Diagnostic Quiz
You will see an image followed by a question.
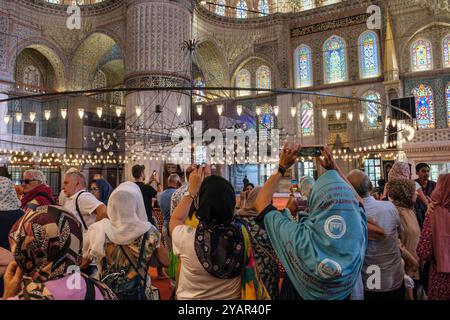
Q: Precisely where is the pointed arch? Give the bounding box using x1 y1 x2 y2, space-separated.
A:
294 44 312 88
359 31 380 79
323 35 347 84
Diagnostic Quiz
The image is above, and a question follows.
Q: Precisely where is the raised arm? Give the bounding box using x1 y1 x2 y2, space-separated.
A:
169 166 203 235
255 144 301 213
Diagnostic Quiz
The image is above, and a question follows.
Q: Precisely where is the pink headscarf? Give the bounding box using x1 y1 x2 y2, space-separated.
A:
430 173 450 273
388 162 411 181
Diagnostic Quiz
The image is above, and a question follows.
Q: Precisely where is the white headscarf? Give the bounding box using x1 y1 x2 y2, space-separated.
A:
0 177 21 211
83 181 153 262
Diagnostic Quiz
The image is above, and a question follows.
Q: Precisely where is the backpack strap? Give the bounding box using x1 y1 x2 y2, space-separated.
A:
119 232 149 283
75 191 89 230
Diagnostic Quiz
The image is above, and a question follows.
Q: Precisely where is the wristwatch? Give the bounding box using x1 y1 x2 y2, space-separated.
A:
183 191 196 201
278 165 287 175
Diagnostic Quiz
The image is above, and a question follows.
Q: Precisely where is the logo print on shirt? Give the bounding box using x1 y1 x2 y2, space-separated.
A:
317 258 342 279
324 215 347 239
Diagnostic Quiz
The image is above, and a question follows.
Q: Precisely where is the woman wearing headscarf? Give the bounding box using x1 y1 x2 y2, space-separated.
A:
387 179 421 281
254 145 368 300
237 186 279 299
385 162 429 210
0 177 24 296
90 178 113 205
2 205 116 300
417 174 450 300
82 181 168 300
170 166 269 300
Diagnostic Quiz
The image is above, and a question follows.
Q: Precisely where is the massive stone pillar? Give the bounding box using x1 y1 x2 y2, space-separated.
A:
124 0 193 181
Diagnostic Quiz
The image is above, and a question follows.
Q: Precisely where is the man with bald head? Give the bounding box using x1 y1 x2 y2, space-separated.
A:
347 169 405 300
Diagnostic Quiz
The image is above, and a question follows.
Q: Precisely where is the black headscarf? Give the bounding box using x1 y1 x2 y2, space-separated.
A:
194 176 245 279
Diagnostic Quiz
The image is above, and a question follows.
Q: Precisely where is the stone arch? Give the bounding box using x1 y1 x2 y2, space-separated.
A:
194 40 228 88
70 32 124 90
231 53 280 90
8 38 66 90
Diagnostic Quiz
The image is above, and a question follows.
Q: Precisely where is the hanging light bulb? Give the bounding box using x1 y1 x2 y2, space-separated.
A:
335 110 341 120
256 106 261 116
386 117 391 127
15 112 22 122
44 110 51 121
3 115 10 124
176 105 182 116
135 106 142 117
217 104 223 115
96 107 103 118
60 108 67 120
290 106 297 118
236 105 243 116
391 119 397 127
196 105 203 116
115 107 122 117
359 113 365 122
78 108 85 119
29 112 36 122
273 105 279 116
347 112 353 121
322 109 327 119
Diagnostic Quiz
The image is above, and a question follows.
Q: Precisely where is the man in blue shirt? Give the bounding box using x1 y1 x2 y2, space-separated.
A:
158 174 181 249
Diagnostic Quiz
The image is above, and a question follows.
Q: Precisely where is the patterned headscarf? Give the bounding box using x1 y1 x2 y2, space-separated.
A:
195 176 245 279
388 162 411 181
0 177 21 211
387 179 416 209
9 205 83 300
299 176 315 200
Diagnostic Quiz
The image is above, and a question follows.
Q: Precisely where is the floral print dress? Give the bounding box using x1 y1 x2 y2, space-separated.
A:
99 229 161 300
241 217 279 299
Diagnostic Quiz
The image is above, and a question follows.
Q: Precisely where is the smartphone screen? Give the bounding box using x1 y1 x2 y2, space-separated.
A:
195 146 207 165
298 146 323 157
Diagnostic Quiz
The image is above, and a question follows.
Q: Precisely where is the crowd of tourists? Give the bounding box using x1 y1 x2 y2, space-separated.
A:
0 145 449 300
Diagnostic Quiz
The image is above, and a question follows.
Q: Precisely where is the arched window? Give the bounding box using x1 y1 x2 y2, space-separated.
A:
23 65 40 87
258 0 269 16
216 0 226 16
194 77 206 102
256 65 271 92
93 70 107 101
362 91 382 130
294 45 312 88
259 104 274 129
359 31 380 79
447 83 450 127
298 100 314 136
442 35 450 68
323 35 347 84
411 39 433 71
412 84 435 129
236 68 251 96
236 0 247 18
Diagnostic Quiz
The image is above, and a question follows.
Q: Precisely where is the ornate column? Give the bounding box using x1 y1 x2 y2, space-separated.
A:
124 0 193 180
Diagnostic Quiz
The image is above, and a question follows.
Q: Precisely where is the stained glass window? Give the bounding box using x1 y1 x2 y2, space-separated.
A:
258 104 274 129
295 45 312 88
364 158 381 187
194 77 206 102
446 83 450 127
258 0 269 16
443 35 450 68
362 91 382 130
216 0 226 16
236 68 251 96
256 65 271 92
300 0 314 10
298 100 314 136
324 35 347 84
359 31 380 79
236 0 247 18
412 84 435 129
411 39 433 71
